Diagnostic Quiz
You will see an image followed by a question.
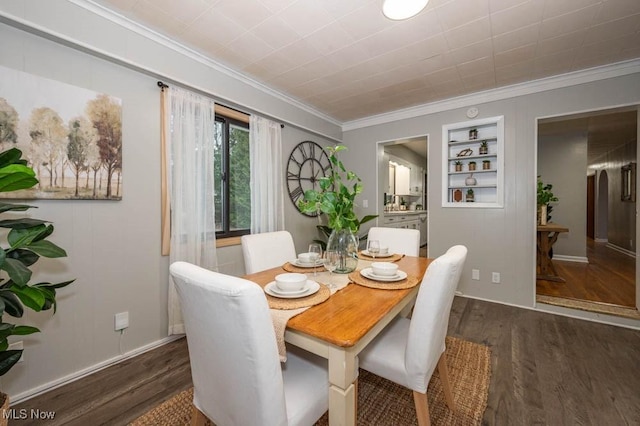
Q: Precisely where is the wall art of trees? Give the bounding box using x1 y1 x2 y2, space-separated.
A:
0 68 122 200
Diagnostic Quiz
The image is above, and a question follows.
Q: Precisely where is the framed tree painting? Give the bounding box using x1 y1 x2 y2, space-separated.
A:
0 65 122 200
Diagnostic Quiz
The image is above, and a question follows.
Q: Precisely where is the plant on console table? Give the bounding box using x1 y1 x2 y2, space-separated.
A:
298 145 376 273
0 148 74 416
537 176 558 225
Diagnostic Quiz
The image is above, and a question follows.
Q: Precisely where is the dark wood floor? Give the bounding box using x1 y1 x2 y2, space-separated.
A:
537 239 636 308
12 297 640 425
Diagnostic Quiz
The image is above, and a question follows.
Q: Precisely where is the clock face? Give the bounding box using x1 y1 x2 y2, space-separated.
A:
287 141 332 216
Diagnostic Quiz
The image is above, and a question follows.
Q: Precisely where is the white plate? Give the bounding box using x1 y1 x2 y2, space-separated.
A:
361 250 393 258
291 259 324 268
264 280 320 298
360 268 407 282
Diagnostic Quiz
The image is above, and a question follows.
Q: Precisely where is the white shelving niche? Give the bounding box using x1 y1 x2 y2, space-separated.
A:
442 116 504 208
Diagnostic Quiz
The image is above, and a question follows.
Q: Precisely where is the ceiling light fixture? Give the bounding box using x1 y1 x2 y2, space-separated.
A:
382 0 429 20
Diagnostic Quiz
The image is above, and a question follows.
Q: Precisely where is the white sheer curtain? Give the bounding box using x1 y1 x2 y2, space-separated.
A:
249 115 285 233
165 86 218 335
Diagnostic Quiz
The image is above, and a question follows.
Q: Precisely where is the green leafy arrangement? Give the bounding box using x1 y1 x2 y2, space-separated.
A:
298 145 376 234
0 148 74 376
537 176 558 222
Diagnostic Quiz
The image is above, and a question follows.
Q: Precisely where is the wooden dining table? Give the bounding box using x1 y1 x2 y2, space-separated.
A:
243 255 431 426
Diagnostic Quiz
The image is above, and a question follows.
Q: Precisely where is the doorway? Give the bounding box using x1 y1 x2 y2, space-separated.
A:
536 107 638 310
376 136 428 254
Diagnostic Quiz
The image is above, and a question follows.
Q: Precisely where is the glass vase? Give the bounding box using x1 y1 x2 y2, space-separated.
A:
326 228 358 274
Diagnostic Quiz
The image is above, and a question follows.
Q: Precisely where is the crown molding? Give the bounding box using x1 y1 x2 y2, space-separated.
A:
72 0 341 127
342 59 640 132
0 0 341 132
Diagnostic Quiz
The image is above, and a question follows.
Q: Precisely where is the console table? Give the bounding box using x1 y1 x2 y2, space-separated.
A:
537 224 569 282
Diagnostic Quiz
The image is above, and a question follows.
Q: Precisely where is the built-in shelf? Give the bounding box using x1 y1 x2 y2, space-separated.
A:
442 116 504 208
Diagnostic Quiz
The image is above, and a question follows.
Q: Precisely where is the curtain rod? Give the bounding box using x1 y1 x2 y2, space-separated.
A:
157 80 284 128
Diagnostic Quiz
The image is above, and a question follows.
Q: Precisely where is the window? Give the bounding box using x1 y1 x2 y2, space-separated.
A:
214 115 250 238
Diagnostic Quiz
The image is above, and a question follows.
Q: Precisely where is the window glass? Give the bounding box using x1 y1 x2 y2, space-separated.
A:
214 115 250 237
229 124 250 231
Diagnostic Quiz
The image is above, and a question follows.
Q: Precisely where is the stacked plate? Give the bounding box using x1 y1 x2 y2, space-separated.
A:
290 259 324 268
360 267 407 282
361 250 394 258
264 280 320 298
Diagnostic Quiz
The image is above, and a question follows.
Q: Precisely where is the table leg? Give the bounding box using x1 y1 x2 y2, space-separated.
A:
328 346 358 426
536 231 566 282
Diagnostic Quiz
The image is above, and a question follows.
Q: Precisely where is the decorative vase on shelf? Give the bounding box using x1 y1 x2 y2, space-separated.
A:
465 174 477 186
326 228 358 273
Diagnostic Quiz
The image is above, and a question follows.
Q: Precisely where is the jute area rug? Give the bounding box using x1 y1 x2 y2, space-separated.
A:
130 336 491 426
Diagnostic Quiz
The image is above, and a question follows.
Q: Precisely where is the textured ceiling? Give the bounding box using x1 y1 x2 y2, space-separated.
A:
93 0 640 123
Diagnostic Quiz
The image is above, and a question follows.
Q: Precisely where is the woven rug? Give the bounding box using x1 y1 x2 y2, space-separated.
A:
130 336 490 426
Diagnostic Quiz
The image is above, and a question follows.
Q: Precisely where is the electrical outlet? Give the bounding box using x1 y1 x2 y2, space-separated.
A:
115 312 129 331
492 272 501 284
8 341 24 363
472 269 480 280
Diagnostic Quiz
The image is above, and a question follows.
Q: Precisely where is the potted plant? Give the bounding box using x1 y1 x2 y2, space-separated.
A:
299 145 376 273
466 188 474 202
479 140 489 155
0 148 73 414
537 176 558 225
482 159 491 170
454 160 462 172
468 161 476 171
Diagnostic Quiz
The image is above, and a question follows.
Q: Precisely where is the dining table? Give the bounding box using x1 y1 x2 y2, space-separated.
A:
243 254 431 426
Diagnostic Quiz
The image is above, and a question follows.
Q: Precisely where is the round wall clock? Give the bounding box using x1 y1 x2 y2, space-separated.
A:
286 141 332 216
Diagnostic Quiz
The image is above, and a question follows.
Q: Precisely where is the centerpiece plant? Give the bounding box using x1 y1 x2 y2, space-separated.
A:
0 148 73 409
298 145 376 273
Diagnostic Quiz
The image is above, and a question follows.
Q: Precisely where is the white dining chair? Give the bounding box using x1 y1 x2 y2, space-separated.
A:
241 230 297 274
358 245 468 426
170 261 329 426
367 226 421 257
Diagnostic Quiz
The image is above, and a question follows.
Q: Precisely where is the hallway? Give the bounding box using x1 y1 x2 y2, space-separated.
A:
537 239 636 308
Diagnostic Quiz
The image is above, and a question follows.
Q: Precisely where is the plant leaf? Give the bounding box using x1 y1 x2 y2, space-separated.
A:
11 325 40 335
0 290 23 317
0 202 36 213
0 218 48 230
6 249 39 267
9 285 46 311
1 258 32 286
0 148 24 167
0 350 23 376
34 279 75 289
24 240 67 258
0 165 38 193
8 225 48 248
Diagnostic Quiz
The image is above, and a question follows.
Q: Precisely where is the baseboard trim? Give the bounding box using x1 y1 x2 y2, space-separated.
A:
553 255 589 263
606 243 636 258
594 238 608 243
9 334 184 405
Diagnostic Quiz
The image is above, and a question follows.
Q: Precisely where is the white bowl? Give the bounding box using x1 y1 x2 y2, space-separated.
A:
379 246 389 255
371 262 398 277
297 252 318 264
275 273 308 292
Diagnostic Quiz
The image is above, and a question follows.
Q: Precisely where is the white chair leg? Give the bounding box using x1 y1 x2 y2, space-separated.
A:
437 352 455 411
413 390 431 426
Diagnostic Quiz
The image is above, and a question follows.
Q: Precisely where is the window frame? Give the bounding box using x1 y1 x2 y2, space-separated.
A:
215 113 251 239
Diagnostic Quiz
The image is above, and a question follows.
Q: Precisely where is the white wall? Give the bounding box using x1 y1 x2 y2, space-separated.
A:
342 73 640 319
0 2 340 400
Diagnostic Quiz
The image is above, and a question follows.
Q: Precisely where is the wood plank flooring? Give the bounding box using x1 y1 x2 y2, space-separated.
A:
537 239 636 308
12 297 640 425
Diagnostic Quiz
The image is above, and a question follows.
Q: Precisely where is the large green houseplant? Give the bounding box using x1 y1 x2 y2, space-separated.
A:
0 148 73 380
298 145 376 272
